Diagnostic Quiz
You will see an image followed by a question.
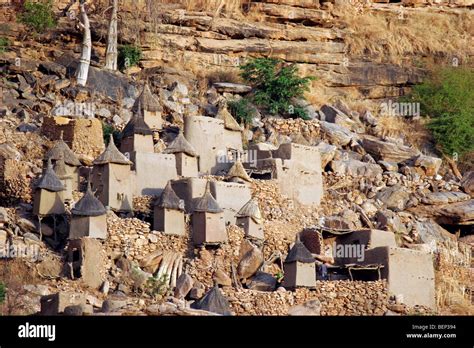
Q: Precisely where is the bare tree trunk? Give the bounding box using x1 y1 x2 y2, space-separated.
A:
104 0 118 71
76 0 91 86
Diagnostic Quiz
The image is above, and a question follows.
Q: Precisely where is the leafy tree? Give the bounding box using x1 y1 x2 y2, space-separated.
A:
18 0 56 33
0 282 5 304
228 98 256 126
0 37 10 53
239 58 315 119
408 67 474 158
118 45 142 71
102 122 121 146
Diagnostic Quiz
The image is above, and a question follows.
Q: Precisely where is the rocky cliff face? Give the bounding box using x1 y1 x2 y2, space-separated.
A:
3 0 471 102
79 0 472 102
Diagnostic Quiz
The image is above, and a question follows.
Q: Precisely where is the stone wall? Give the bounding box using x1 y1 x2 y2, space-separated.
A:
0 158 32 205
265 118 321 144
41 117 105 162
225 280 389 315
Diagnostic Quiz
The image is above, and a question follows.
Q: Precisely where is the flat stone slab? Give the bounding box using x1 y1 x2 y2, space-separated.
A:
421 191 471 205
212 82 252 93
410 199 474 225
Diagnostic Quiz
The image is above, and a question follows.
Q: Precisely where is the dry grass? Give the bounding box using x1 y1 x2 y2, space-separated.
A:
335 98 434 152
305 79 338 108
435 241 473 315
375 115 433 150
206 68 242 85
0 259 39 315
337 5 474 65
156 0 248 17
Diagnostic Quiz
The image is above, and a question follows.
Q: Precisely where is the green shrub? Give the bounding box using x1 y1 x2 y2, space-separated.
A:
239 58 315 119
228 98 256 126
18 0 56 33
0 282 5 304
408 67 474 158
0 37 10 53
145 275 171 300
118 45 142 71
102 122 121 146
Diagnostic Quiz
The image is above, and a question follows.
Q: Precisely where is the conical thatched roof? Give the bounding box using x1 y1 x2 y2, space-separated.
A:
154 182 183 210
53 155 72 179
216 105 242 132
163 132 197 157
227 160 251 182
122 101 153 138
36 158 65 192
71 181 106 217
284 240 315 264
94 135 132 165
236 198 262 224
191 286 232 316
193 182 223 213
132 82 162 113
46 132 81 167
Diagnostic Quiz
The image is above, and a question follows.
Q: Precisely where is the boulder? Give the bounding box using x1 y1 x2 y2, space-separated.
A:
360 136 420 163
411 155 442 176
459 234 474 248
376 185 411 211
189 281 206 300
435 200 474 224
330 159 383 178
410 199 474 225
213 269 232 287
360 110 378 127
320 105 361 132
169 81 189 98
320 121 356 146
100 280 110 295
421 191 471 205
237 241 264 280
323 214 360 230
63 304 85 316
55 53 138 101
101 297 129 313
213 82 252 94
36 255 62 278
378 161 398 172
461 171 474 197
414 219 455 244
191 286 232 316
39 62 66 77
0 230 7 246
315 142 337 167
0 207 9 224
247 272 277 291
376 210 408 234
174 273 194 299
0 143 22 160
